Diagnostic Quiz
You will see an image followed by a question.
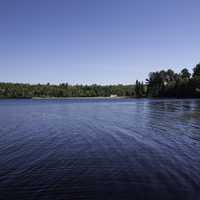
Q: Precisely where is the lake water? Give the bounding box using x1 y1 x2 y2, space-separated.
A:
0 99 200 200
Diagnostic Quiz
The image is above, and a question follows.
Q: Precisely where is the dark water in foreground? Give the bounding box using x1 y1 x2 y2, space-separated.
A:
0 99 200 200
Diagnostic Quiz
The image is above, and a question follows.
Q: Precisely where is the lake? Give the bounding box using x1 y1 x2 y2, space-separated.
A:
0 99 200 200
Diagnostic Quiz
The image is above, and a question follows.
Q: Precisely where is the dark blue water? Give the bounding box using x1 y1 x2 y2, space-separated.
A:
0 99 200 200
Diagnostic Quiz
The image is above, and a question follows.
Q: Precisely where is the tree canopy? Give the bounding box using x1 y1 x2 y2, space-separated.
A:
0 83 135 98
146 63 200 98
0 63 200 99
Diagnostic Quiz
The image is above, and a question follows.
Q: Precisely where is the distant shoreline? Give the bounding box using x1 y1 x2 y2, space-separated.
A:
31 96 130 100
0 96 199 100
0 96 132 100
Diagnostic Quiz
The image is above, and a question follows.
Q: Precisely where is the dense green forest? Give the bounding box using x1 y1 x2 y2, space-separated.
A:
144 63 200 98
0 63 200 98
0 83 135 98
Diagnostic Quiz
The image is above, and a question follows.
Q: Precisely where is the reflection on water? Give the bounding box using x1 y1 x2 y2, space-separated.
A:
0 99 200 200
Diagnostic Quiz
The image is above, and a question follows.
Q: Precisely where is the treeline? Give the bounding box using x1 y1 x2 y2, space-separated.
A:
0 83 135 98
0 63 200 99
143 63 200 98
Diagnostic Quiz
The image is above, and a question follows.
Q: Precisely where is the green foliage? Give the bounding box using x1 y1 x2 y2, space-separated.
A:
135 80 145 97
0 83 135 98
193 63 200 77
1 62 200 99
146 63 200 98
180 68 191 79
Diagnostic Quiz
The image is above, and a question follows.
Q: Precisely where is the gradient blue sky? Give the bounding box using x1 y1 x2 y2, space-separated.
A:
0 0 200 84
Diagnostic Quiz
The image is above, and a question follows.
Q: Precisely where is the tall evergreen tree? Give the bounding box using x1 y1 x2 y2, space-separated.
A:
193 63 200 77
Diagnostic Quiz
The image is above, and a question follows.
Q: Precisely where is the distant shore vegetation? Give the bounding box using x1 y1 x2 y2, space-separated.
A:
0 63 200 98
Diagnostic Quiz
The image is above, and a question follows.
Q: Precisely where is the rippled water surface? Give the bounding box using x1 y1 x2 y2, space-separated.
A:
0 99 200 200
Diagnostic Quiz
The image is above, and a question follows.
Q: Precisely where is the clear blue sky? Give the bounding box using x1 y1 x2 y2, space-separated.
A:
0 0 200 85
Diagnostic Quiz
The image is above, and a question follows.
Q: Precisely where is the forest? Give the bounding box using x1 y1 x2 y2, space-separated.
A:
144 63 200 98
0 63 200 98
0 83 135 98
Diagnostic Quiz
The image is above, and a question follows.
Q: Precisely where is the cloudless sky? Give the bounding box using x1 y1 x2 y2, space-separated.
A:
0 0 200 85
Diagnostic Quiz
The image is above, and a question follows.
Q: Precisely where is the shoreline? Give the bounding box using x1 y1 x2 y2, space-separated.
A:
0 97 199 100
31 96 130 100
